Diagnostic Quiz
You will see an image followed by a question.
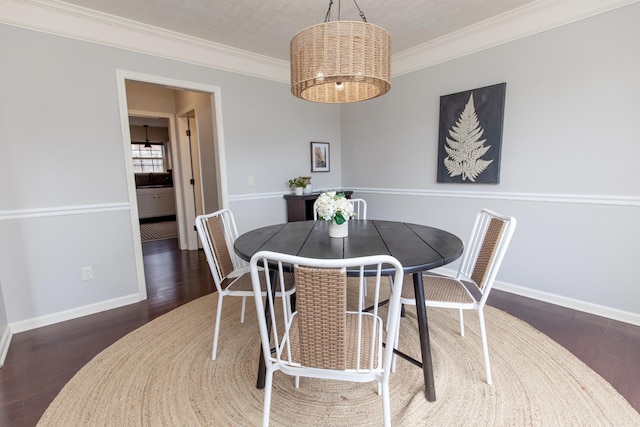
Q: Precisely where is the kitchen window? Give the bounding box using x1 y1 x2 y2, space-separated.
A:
131 143 166 173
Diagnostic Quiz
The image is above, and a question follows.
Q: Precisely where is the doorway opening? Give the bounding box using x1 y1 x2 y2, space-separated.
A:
116 70 228 300
128 116 178 242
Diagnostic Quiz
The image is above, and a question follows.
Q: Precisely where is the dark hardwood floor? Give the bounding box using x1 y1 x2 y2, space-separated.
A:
0 238 214 427
0 238 638 426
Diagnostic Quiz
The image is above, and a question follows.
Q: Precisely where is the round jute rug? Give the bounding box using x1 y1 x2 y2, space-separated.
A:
38 289 639 426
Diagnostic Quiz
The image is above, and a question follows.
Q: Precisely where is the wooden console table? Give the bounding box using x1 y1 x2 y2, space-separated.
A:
283 190 352 222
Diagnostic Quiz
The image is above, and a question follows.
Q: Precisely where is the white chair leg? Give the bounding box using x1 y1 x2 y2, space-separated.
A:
387 277 399 372
385 276 394 331
295 376 300 388
263 369 274 427
363 277 368 303
386 274 402 373
240 296 246 323
211 294 224 360
392 308 401 372
458 308 465 336
381 382 391 427
478 309 492 385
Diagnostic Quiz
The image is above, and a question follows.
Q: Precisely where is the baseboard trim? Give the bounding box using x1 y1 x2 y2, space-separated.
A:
0 325 12 367
5 272 638 340
9 293 141 334
493 281 640 327
434 266 640 327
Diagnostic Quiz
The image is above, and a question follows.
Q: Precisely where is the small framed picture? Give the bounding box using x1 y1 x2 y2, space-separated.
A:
310 142 330 172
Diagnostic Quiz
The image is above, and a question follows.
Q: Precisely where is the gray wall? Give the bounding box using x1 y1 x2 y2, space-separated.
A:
0 3 638 333
0 23 341 328
341 4 640 320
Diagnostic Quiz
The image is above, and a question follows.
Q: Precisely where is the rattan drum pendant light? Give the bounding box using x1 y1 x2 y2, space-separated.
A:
290 0 391 103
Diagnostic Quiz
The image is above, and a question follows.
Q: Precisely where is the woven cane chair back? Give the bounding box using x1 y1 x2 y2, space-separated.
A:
197 210 243 289
250 251 404 427
195 209 295 360
397 209 516 385
462 212 513 299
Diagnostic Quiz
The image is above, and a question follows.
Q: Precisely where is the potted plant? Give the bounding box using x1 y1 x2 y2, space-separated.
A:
288 177 307 195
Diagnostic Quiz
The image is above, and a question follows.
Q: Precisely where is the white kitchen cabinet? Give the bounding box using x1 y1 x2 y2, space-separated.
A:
136 187 176 219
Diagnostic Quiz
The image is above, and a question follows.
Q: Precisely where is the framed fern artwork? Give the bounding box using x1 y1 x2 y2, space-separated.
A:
437 83 506 184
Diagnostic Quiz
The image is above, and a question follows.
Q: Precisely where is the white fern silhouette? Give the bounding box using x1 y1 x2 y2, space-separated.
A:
443 93 493 182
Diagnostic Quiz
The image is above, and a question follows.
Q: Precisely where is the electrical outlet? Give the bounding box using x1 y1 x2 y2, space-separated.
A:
82 266 93 281
248 175 255 186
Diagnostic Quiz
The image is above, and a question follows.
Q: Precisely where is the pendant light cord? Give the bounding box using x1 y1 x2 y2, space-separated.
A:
353 0 367 22
324 0 367 23
324 0 333 22
144 124 151 148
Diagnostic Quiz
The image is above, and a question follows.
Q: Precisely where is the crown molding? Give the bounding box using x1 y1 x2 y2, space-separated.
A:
1 0 290 83
2 0 638 82
393 0 640 75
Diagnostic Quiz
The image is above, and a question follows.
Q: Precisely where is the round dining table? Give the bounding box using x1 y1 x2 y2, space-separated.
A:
234 219 464 402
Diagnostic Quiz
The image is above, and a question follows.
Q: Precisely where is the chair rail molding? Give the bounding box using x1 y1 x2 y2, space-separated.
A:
0 203 130 221
229 188 640 207
352 188 640 207
228 191 287 202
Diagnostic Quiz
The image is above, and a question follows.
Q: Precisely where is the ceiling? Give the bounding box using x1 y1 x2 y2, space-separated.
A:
60 0 536 61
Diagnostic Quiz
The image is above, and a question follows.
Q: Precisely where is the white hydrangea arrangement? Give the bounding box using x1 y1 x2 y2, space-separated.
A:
315 191 356 224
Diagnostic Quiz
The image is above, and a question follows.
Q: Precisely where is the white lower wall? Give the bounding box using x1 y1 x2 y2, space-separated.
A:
7 189 638 333
355 189 639 322
228 189 640 326
0 206 140 324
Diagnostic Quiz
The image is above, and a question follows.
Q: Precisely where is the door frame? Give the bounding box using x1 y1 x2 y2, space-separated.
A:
116 69 229 300
176 106 204 250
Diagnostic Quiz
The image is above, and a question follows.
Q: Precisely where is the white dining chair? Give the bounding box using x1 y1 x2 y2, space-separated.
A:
394 209 516 384
195 209 295 360
250 251 404 427
349 198 367 219
313 197 367 220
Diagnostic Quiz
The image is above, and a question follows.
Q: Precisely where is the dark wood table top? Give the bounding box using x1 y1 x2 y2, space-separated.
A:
234 219 463 274
236 219 463 402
